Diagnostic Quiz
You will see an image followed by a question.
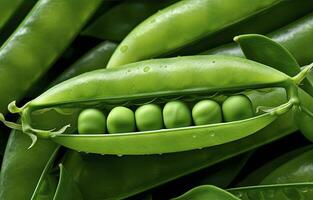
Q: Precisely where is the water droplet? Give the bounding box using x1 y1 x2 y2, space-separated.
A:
143 66 150 72
101 153 105 156
117 154 123 157
120 45 128 53
158 153 163 155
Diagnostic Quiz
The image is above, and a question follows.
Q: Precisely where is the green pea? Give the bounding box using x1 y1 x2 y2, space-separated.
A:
163 101 192 129
192 100 222 125
222 95 254 122
78 109 106 134
107 106 135 134
135 104 163 131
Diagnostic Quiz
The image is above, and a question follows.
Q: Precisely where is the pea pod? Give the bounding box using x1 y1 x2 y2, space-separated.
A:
228 182 313 200
238 146 312 186
107 0 281 68
172 185 240 200
204 12 313 66
260 148 313 184
234 34 313 141
2 56 311 155
0 0 102 114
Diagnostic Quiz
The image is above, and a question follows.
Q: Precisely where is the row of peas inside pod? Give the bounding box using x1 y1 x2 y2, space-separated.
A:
78 95 254 134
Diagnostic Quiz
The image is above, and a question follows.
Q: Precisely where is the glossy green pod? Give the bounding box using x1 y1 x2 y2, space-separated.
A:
2 56 311 155
172 185 240 200
107 0 281 68
228 182 313 200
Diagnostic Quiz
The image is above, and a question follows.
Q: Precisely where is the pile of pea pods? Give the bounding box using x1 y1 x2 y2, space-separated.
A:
1 0 313 199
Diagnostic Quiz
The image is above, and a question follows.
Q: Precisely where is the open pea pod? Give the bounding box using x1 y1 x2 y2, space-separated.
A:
228 182 313 200
172 185 240 200
235 34 313 141
1 55 312 155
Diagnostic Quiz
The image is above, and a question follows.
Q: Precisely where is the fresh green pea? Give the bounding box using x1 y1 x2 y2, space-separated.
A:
163 101 192 129
107 106 135 134
192 100 222 125
222 95 254 122
135 104 163 131
78 109 106 134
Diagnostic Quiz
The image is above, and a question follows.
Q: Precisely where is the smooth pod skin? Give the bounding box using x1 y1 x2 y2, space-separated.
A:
172 185 240 200
261 148 313 184
28 56 295 108
222 95 254 122
107 106 135 134
192 100 222 125
135 104 163 131
107 0 281 67
163 101 192 129
0 0 102 114
78 109 106 134
82 0 178 41
228 182 313 200
204 12 313 66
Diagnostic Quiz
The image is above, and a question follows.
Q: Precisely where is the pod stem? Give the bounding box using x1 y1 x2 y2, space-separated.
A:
292 63 313 85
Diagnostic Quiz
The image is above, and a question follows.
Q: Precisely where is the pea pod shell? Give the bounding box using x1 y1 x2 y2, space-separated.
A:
29 56 291 108
51 112 277 155
107 0 281 67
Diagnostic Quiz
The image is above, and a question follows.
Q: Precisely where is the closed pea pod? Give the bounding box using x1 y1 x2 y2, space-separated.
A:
107 0 281 68
1 55 312 155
